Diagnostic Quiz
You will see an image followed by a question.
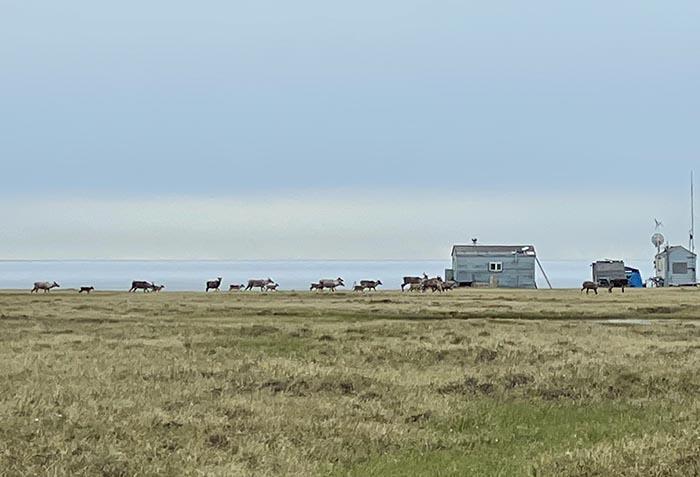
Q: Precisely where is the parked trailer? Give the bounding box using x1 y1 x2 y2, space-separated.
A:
592 260 629 288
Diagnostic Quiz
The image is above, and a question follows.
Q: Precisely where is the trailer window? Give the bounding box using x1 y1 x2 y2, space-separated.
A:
489 262 503 272
672 262 688 274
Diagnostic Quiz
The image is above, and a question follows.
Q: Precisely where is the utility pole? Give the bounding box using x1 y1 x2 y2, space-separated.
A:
691 171 695 253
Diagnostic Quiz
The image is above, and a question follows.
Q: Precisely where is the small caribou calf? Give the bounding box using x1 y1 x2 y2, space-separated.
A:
78 286 94 294
229 284 243 291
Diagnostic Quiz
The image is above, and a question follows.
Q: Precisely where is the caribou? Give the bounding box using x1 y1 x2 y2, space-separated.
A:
265 282 280 292
129 280 154 292
206 277 222 292
245 278 274 291
78 286 94 294
151 284 165 292
406 282 423 292
228 284 243 291
401 273 428 291
581 281 599 295
318 278 345 292
441 280 458 291
359 279 382 291
31 281 60 293
421 276 444 293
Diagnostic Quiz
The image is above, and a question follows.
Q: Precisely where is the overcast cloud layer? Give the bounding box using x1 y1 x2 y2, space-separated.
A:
0 191 692 261
1 1 698 259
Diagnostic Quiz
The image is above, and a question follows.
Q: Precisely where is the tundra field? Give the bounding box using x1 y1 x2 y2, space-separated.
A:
1 289 699 476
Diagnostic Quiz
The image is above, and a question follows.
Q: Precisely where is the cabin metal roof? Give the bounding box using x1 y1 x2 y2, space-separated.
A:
452 244 536 256
655 245 697 258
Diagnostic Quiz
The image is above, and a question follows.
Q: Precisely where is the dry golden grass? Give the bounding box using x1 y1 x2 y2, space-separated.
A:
0 288 699 476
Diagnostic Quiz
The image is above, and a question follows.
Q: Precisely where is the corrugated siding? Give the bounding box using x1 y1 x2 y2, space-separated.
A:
452 254 536 288
665 248 697 285
592 262 626 282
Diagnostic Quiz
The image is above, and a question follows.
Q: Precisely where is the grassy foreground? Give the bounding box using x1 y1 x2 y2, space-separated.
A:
0 288 699 476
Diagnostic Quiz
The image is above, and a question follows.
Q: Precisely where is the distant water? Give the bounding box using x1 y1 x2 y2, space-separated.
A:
0 260 653 291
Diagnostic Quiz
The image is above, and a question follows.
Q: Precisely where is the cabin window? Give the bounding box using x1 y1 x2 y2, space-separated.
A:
672 262 688 274
489 262 503 272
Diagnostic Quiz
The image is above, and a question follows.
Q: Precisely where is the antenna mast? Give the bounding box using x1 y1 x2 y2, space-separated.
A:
691 171 695 252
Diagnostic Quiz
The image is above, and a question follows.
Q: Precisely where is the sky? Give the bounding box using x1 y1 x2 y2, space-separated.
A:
1 1 698 260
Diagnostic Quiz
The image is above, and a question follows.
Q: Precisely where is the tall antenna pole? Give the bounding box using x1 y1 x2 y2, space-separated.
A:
689 171 695 251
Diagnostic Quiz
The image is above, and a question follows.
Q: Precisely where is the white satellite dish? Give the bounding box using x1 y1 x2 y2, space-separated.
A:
651 233 665 248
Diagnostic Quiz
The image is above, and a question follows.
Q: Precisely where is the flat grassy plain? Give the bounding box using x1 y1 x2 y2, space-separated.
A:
1 288 699 476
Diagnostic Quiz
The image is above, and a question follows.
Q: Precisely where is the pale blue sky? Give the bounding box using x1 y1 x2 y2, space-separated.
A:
1 1 698 258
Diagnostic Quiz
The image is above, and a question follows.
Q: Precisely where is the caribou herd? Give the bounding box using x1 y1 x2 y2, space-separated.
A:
31 273 458 294
28 273 460 293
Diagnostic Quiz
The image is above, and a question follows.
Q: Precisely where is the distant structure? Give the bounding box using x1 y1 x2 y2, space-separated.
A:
591 260 628 288
651 172 698 286
446 242 540 288
625 266 644 288
654 245 697 286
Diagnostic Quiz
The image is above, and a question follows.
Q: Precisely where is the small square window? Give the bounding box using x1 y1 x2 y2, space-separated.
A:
489 262 503 272
672 262 688 274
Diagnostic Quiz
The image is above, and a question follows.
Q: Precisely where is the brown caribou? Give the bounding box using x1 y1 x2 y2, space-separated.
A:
441 280 458 291
31 281 60 293
245 278 274 291
581 281 599 295
206 277 222 292
359 279 382 291
78 286 94 294
421 276 444 293
318 278 345 292
401 273 428 291
129 280 154 292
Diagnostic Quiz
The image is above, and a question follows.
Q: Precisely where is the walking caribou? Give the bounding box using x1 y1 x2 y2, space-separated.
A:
129 280 154 292
401 273 428 291
31 281 60 293
317 278 345 292
78 286 94 294
581 281 599 295
359 279 382 291
245 278 274 291
206 277 222 292
421 276 444 293
441 280 458 291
